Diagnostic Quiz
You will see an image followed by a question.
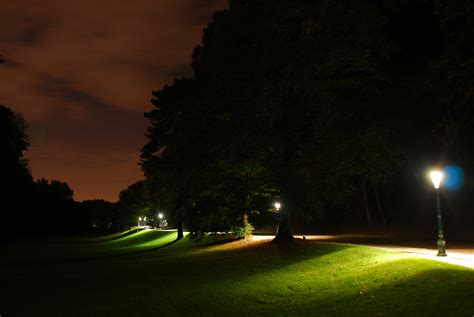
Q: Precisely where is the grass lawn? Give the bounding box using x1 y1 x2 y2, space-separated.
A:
2 230 474 316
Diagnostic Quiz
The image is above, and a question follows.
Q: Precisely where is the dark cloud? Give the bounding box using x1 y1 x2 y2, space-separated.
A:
0 58 23 69
0 16 52 46
34 74 110 110
17 23 50 46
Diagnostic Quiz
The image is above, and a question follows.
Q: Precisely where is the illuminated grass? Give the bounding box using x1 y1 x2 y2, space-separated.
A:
2 236 474 316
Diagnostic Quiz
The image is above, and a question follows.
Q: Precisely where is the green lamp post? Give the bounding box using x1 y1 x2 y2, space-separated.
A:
430 170 447 256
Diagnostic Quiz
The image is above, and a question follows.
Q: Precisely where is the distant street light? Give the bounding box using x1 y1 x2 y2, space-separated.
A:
157 213 166 228
430 170 447 256
274 202 281 211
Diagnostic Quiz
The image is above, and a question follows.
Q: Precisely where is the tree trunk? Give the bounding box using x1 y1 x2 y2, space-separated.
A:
242 213 248 227
274 215 293 243
175 187 186 240
362 177 372 227
273 147 294 244
371 179 387 229
242 193 250 227
176 207 184 240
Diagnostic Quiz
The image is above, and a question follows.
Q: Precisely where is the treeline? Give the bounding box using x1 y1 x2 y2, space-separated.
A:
2 1 473 240
0 100 153 238
0 105 84 237
140 0 474 240
2 56 160 237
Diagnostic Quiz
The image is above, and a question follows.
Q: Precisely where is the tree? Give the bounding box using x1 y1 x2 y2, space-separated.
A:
80 199 116 231
116 180 153 230
0 105 33 236
141 78 208 240
190 0 398 239
32 178 81 235
142 0 474 241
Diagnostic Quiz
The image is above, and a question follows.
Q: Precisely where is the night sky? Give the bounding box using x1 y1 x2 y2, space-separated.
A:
0 0 226 201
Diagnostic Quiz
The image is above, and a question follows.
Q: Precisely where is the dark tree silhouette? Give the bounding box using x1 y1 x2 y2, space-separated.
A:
141 78 203 240
80 199 116 231
1 59 91 237
142 0 474 242
0 105 33 237
116 180 153 230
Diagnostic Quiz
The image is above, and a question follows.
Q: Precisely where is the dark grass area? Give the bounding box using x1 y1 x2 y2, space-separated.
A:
1 231 474 316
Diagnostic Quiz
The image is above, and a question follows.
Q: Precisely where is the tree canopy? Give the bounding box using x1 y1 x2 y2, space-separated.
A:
139 0 474 240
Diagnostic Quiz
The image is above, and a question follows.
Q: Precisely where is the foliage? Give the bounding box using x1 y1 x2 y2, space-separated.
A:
116 180 154 229
231 223 255 239
30 178 90 235
0 104 90 237
80 199 116 231
0 105 33 236
140 0 474 236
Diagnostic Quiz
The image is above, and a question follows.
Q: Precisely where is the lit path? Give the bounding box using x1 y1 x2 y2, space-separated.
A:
252 234 474 270
362 245 474 269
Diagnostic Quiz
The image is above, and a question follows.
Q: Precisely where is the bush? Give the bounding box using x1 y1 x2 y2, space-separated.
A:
232 223 254 239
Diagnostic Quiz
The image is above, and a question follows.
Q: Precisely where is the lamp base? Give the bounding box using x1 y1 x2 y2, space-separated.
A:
437 239 447 257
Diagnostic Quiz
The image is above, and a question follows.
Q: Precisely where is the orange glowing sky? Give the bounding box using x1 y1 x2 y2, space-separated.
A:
0 0 227 201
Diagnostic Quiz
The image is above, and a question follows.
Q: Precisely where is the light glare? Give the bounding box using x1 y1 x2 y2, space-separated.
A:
274 202 281 210
430 170 444 189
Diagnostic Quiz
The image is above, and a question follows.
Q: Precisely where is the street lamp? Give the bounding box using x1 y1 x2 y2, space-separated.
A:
158 213 163 220
430 170 447 256
138 217 142 229
274 202 281 211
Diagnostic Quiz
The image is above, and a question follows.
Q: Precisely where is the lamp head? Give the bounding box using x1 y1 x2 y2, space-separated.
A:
430 170 444 189
274 202 281 211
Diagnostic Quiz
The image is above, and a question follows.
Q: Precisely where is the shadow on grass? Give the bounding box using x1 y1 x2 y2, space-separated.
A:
142 244 474 316
2 230 179 267
4 237 474 316
59 236 181 263
145 237 356 280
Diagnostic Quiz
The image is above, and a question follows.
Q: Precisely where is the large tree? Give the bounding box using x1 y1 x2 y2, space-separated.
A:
142 0 474 241
190 0 399 239
141 78 210 239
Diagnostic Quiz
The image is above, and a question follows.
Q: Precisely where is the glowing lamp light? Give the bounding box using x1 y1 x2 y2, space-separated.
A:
158 213 163 219
274 202 281 211
144 217 147 221
139 217 142 221
430 170 444 189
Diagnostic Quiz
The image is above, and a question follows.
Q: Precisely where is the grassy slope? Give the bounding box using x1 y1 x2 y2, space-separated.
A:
2 231 474 316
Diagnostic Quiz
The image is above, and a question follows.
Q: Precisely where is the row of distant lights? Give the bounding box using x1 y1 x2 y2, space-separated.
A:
139 213 164 222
